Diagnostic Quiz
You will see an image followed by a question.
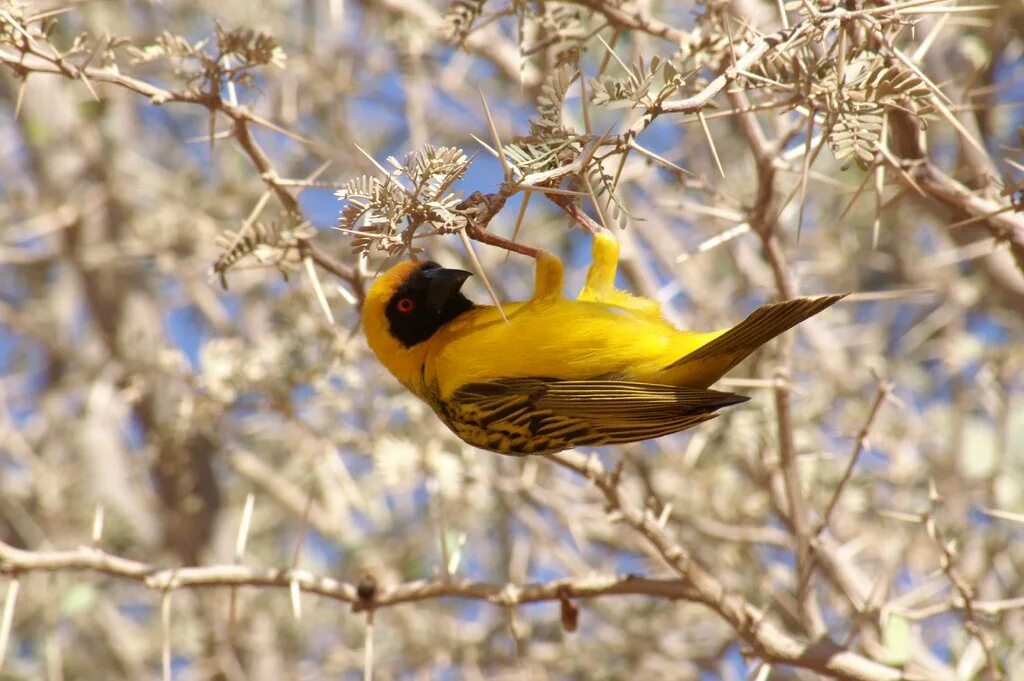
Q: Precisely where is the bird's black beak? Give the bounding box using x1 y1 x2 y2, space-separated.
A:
421 267 472 310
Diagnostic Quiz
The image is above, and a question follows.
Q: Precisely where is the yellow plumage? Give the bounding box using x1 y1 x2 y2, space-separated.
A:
362 233 844 455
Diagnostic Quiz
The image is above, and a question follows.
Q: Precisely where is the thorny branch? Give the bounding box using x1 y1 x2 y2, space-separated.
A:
0 28 362 292
0 539 702 610
817 378 893 533
923 492 1005 681
729 86 826 639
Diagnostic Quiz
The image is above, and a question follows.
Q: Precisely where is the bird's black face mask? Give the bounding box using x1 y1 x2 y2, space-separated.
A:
385 262 476 347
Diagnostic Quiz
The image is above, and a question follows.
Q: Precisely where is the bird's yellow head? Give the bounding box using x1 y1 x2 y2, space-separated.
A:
362 259 475 393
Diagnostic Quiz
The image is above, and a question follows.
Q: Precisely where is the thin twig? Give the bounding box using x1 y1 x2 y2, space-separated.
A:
0 579 19 672
816 379 892 534
924 491 1005 681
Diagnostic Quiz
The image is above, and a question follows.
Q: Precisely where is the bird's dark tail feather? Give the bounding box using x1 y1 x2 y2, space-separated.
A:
668 293 847 369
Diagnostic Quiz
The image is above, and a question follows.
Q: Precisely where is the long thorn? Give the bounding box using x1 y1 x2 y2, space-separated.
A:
479 90 512 182
580 69 592 136
354 144 413 196
796 109 816 242
303 255 338 327
913 2 956 62
0 580 19 672
458 230 508 323
873 115 889 248
364 612 375 681
506 190 532 262
629 140 689 176
596 34 632 81
161 590 172 681
13 79 26 120
91 504 105 545
596 28 621 78
697 111 725 178
581 172 611 233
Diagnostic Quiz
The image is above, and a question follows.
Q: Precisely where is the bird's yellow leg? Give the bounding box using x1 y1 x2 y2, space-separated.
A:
577 232 664 319
532 250 564 300
580 231 619 297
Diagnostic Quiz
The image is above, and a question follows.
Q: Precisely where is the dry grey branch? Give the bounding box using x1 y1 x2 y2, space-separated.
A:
2 0 1023 678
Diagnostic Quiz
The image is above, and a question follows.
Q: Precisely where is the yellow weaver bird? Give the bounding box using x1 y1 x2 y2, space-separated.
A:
363 233 845 455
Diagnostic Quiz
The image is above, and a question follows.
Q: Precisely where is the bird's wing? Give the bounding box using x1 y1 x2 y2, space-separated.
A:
447 378 749 453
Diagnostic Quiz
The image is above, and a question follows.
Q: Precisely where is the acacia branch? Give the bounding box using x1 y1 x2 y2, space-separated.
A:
362 0 538 88
915 163 1024 278
817 379 893 534
0 538 703 608
0 46 360 291
924 506 1005 681
570 0 689 44
729 88 825 639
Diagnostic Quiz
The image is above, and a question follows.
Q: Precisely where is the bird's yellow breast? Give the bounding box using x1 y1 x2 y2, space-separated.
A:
423 297 719 399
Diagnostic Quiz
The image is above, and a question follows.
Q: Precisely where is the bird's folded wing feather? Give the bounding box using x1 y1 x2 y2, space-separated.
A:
449 378 749 446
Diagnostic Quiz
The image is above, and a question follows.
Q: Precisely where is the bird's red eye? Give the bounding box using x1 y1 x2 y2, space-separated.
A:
396 297 415 313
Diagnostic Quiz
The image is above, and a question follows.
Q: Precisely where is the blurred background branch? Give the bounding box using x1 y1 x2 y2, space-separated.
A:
1 0 1022 679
